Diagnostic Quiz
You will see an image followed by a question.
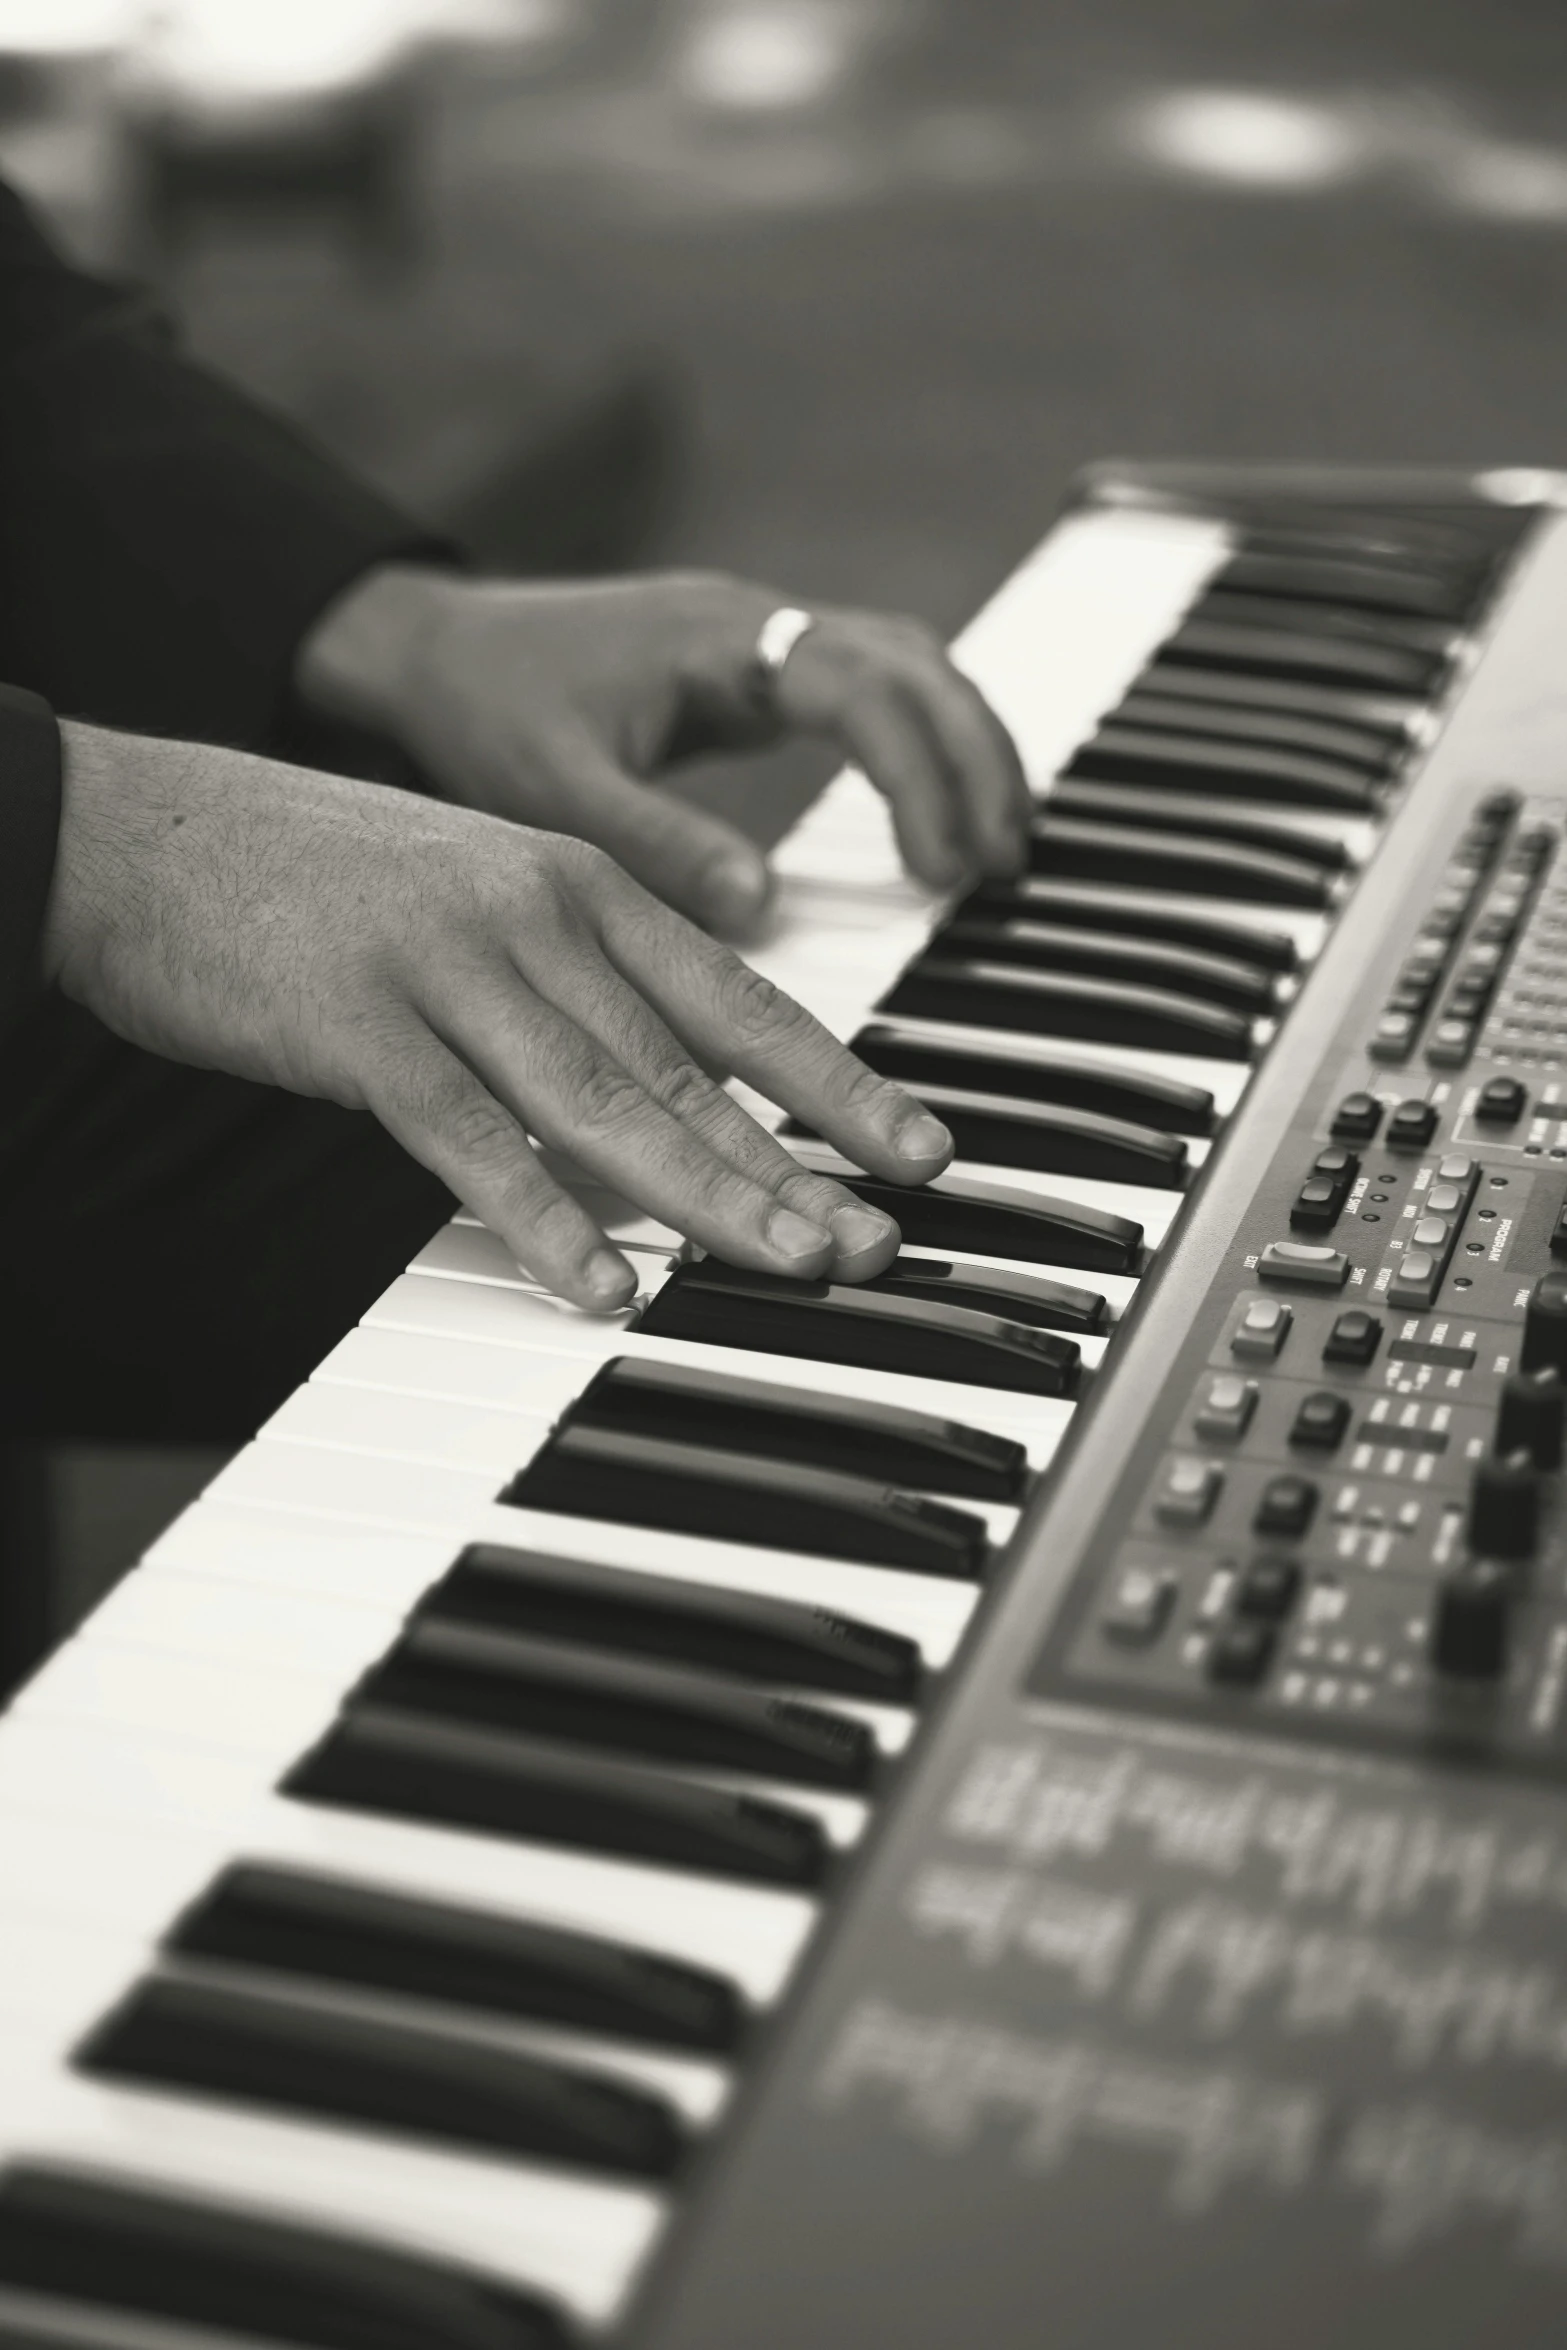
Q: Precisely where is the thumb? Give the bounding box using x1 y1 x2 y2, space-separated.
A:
569 751 773 936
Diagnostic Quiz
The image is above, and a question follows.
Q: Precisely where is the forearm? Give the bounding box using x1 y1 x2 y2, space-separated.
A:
0 182 453 747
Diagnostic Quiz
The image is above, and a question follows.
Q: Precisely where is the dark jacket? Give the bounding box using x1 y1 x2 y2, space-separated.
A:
0 177 439 1033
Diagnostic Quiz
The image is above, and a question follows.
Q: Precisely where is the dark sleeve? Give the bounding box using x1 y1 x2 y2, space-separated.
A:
0 179 454 749
0 683 61 1041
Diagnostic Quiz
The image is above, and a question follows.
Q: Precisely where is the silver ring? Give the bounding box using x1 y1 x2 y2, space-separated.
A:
748 605 816 706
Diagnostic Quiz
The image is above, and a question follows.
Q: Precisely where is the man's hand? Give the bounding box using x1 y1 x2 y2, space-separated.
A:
296 567 1030 936
44 724 954 1310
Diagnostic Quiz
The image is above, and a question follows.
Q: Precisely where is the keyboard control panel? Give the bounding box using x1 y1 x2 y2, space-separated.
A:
1040 792 1567 1777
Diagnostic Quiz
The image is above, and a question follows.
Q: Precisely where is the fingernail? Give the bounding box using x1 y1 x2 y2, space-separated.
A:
585 1247 636 1307
830 1202 898 1266
895 1109 953 1164
704 852 768 933
768 1205 833 1263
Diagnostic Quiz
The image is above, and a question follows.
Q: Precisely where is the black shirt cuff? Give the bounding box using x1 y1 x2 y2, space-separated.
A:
0 682 61 1038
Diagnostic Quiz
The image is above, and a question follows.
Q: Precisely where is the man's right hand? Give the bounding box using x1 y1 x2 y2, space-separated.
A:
43 724 954 1311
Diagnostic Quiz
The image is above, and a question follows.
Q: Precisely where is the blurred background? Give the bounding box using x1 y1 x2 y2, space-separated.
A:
8 0 1567 1623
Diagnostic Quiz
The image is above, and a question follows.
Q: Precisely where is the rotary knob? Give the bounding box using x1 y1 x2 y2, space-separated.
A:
1467 1452 1541 1561
1521 1271 1567 1377
1432 1559 1512 1680
1496 1368 1567 1471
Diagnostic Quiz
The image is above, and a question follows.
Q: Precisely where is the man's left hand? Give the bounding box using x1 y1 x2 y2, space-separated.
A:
297 566 1030 936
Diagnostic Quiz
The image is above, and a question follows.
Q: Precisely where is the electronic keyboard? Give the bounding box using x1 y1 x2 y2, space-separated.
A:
6 462 1567 2350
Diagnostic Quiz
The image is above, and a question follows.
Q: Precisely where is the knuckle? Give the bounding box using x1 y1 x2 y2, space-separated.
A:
655 1054 726 1128
712 952 795 1040
439 1083 520 1167
570 1060 650 1138
832 1052 902 1118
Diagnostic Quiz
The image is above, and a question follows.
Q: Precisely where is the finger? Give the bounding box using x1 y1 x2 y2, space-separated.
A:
582 867 955 1186
834 691 971 891
420 953 848 1280
892 658 1031 877
516 915 904 1278
362 1013 639 1312
566 740 772 937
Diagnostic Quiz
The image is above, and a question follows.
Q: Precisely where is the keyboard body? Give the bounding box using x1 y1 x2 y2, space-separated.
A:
8 462 1567 2350
640 473 1567 2349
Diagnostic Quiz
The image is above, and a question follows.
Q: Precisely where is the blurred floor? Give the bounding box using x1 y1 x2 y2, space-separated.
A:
16 0 1567 1622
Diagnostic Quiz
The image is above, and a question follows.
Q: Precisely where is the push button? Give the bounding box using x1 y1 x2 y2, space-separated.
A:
1207 1618 1276 1687
1290 1176 1343 1230
1369 1011 1417 1062
1254 1474 1318 1537
1235 1556 1302 1621
1154 1458 1223 1528
1388 1248 1440 1310
1312 1147 1359 1184
1551 1199 1567 1259
1323 1309 1381 1366
1409 1215 1450 1251
1426 1182 1464 1216
1476 1075 1528 1124
1257 1241 1350 1289
1435 1155 1476 1189
1387 1099 1438 1150
1101 1564 1177 1647
1290 1390 1352 1450
1330 1092 1382 1143
1194 1376 1259 1443
1425 1019 1475 1068
1231 1296 1292 1360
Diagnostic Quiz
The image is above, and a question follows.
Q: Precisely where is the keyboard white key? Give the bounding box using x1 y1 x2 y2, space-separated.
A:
0 1723 816 2003
355 1274 1078 1457
192 1444 982 1667
0 2040 663 2330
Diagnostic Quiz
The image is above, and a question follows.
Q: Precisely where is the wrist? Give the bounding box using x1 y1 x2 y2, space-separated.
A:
294 562 464 740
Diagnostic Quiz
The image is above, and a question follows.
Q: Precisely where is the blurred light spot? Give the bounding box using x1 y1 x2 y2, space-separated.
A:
678 2 855 112
1126 88 1363 189
0 0 134 46
130 0 417 102
1442 143 1567 223
1480 469 1567 507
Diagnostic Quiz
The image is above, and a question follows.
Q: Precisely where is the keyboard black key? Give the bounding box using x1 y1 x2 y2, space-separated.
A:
786 1151 1143 1272
850 1021 1217 1134
286 1707 830 1886
1113 688 1397 772
78 1975 686 2180
0 2166 572 2350
1158 616 1440 696
566 1356 1026 1499
1044 779 1349 871
169 1862 746 2052
635 1262 1080 1398
428 1543 925 1699
1216 548 1475 622
1139 659 1419 739
509 1400 1000 1569
509 1423 992 1577
863 1253 1107 1332
884 957 1256 1060
357 1619 878 1791
937 916 1278 1014
791 1078 1186 1186
1028 815 1333 907
963 877 1300 972
1069 727 1377 815
1197 588 1454 658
